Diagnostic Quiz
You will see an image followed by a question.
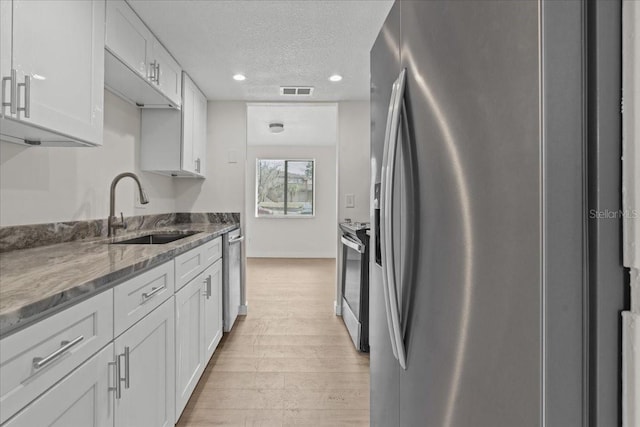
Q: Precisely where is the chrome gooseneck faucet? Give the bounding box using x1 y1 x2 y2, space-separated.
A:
109 172 149 237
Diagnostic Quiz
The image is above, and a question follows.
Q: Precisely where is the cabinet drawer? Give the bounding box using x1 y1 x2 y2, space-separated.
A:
203 237 222 266
114 261 175 337
175 245 206 291
0 290 113 424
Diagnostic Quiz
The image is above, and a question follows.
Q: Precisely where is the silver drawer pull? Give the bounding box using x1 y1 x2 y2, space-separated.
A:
229 235 244 244
32 335 84 369
141 286 163 302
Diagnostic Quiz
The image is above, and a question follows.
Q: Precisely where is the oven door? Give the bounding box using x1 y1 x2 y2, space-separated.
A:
341 234 365 349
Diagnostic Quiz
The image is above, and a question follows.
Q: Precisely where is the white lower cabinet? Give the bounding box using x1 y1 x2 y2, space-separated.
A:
174 256 223 421
1 236 230 427
174 273 206 420
115 296 175 427
203 259 223 362
4 343 114 427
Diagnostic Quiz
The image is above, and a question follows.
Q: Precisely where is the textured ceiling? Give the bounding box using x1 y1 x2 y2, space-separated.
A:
247 103 337 146
127 0 393 101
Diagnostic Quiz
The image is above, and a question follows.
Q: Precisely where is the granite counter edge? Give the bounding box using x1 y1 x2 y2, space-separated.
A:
0 224 238 337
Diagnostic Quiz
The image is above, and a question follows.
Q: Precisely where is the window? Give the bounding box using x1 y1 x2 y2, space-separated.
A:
256 159 315 217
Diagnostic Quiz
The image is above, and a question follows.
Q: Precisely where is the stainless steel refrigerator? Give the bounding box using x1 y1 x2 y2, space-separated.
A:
369 1 597 426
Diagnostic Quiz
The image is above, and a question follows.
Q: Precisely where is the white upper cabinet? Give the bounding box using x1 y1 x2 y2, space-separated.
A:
140 72 207 178
105 0 182 108
152 39 182 106
0 0 105 147
0 1 11 120
105 0 152 78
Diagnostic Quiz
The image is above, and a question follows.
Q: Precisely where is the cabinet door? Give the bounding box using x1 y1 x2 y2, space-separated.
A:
0 0 11 119
180 73 207 177
4 344 114 427
180 74 197 175
203 259 223 362
11 0 105 144
105 0 152 79
115 297 175 427
175 274 205 419
152 40 182 107
193 86 207 176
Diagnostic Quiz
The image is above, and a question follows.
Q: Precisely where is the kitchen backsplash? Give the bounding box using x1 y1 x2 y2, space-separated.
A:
0 212 240 253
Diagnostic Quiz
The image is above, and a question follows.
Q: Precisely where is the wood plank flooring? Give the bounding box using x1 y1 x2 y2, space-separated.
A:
177 258 370 427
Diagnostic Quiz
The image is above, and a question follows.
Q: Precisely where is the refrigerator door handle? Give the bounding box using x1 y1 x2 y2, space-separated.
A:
380 75 400 361
384 68 408 370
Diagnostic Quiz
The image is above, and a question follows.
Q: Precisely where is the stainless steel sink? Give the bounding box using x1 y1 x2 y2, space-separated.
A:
111 232 199 245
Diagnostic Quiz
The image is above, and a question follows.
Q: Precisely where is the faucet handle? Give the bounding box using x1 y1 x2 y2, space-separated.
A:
121 212 127 230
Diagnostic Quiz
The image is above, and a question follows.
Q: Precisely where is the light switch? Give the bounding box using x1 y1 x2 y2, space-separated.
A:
346 194 355 208
227 150 238 164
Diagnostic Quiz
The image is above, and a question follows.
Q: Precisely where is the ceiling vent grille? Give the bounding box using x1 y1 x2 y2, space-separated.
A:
280 86 314 96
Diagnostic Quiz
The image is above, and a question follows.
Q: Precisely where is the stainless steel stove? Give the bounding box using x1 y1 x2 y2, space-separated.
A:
339 222 370 352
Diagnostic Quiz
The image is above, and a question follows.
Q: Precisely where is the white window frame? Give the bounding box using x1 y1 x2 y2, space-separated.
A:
255 158 316 218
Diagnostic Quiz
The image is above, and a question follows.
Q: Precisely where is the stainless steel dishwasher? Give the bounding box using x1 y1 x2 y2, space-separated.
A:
223 228 243 332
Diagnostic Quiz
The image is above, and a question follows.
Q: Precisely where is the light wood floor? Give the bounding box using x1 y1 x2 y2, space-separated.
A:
177 258 370 427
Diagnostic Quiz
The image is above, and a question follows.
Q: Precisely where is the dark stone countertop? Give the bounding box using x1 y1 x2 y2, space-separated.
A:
0 222 238 337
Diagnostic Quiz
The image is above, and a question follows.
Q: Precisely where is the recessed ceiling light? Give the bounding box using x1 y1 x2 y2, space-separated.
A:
233 74 246 81
329 74 343 82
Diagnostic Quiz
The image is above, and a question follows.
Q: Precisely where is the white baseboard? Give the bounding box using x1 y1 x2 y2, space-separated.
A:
334 300 342 316
247 251 336 258
238 304 248 315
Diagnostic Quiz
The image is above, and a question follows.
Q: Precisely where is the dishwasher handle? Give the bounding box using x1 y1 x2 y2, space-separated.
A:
229 235 244 244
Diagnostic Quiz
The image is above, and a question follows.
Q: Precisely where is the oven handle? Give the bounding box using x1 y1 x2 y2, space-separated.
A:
341 235 364 253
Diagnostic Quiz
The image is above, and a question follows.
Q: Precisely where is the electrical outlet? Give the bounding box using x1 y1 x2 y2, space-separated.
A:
346 193 355 208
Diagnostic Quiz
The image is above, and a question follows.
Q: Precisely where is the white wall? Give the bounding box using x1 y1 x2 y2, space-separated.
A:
174 101 246 215
245 144 337 258
338 101 370 223
171 100 368 260
0 90 175 226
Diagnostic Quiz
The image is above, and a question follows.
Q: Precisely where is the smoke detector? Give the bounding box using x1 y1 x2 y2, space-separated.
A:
269 122 284 133
280 86 314 96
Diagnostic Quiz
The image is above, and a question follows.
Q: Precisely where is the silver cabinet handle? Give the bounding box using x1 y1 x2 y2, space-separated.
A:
195 157 201 173
122 346 130 389
141 286 163 302
202 275 212 298
155 62 160 86
108 356 122 399
1 69 16 114
229 235 244 244
32 335 84 370
111 346 130 398
17 75 30 118
149 60 157 83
